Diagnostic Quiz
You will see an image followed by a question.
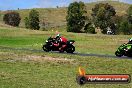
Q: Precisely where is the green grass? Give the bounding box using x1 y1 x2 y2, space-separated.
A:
0 49 132 88
0 27 132 88
0 27 131 55
0 1 132 87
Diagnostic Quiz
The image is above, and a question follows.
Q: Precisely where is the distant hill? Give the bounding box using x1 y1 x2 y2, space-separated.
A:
0 1 131 29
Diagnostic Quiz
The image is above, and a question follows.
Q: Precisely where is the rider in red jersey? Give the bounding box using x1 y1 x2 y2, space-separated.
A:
53 34 68 52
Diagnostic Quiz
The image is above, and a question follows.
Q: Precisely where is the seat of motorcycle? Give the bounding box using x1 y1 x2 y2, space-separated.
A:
67 40 75 42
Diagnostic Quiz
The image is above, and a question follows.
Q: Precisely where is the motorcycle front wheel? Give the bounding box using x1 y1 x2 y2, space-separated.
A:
42 45 51 52
115 51 123 57
66 45 75 53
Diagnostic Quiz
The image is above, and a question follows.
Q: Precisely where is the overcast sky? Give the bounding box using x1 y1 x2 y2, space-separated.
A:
0 0 131 10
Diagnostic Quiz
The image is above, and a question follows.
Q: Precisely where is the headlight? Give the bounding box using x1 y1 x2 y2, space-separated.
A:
70 42 73 44
124 48 128 51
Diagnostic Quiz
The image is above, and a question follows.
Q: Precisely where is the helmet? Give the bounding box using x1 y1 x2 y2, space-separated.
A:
56 34 60 37
129 38 132 42
56 34 61 38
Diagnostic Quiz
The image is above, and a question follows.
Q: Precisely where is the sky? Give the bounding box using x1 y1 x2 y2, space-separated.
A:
0 0 131 11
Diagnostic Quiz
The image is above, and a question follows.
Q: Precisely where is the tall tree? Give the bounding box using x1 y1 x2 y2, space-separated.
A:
119 19 131 35
127 5 132 24
127 5 132 16
24 17 30 29
92 3 116 34
118 5 132 34
66 1 87 32
28 9 40 30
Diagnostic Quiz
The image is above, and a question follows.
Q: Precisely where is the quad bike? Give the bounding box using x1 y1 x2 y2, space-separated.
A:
42 37 75 53
115 43 132 57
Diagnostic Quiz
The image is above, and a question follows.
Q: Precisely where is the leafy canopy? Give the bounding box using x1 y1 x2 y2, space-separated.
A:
66 1 87 33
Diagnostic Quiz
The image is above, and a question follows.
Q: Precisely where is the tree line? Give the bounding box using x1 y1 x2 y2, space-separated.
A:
67 1 132 34
3 9 40 30
2 1 132 34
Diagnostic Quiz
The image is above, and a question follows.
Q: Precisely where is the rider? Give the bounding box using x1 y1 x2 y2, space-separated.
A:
53 34 68 51
127 38 132 44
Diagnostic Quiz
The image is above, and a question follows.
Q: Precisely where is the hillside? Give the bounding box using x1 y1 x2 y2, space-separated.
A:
0 1 131 29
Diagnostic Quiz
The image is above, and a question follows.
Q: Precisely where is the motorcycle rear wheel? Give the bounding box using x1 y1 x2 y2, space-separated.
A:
126 50 132 57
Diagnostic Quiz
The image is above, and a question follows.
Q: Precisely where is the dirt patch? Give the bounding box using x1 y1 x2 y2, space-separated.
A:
118 39 128 44
0 52 75 64
24 55 74 62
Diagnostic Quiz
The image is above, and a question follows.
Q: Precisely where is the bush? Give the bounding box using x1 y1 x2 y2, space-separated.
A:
24 9 40 30
92 3 116 34
24 17 30 29
127 5 132 24
84 23 96 34
3 11 21 26
119 20 131 35
29 9 40 30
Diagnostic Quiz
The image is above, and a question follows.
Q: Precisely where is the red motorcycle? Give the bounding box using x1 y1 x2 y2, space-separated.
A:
42 37 75 53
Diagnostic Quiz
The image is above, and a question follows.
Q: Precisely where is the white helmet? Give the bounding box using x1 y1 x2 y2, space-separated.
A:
56 34 60 38
129 38 132 42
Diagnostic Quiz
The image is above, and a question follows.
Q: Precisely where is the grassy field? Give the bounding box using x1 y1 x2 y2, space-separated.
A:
0 26 131 55
0 1 132 88
0 50 132 88
0 27 132 88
